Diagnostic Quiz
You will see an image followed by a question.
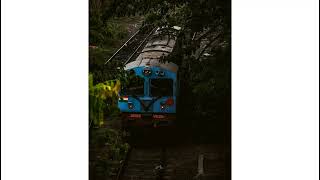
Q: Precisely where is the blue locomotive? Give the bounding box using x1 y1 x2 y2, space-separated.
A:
118 26 180 127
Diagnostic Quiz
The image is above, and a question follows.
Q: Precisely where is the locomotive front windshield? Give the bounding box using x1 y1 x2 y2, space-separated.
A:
150 79 173 96
121 76 144 96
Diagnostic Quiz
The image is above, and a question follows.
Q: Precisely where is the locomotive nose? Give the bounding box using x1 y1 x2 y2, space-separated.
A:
141 99 153 112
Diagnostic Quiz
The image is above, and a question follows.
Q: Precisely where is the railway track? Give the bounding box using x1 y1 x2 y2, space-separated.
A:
117 144 227 180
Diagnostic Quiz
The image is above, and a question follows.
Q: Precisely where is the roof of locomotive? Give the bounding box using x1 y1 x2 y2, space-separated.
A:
125 59 178 73
124 26 180 73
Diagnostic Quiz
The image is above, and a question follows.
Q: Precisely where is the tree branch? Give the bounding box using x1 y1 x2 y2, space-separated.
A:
196 32 223 61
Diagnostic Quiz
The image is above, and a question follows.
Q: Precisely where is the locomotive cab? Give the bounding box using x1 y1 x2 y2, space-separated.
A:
118 26 180 127
118 62 178 127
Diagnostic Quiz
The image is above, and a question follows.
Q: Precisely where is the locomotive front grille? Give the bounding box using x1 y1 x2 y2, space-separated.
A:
141 100 153 112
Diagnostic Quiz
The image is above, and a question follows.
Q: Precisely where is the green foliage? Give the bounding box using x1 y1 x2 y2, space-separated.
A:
89 0 128 46
91 128 129 155
90 21 128 46
89 73 121 127
143 12 162 26
89 47 114 66
89 68 138 128
90 128 130 178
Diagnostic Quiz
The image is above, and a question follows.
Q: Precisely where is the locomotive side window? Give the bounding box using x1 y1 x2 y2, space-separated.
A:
150 79 173 96
121 76 145 96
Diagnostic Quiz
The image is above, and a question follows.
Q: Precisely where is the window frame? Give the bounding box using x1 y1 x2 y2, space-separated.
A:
149 78 174 97
120 76 145 96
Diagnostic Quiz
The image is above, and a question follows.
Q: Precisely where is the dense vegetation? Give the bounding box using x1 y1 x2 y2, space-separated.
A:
90 0 230 179
89 128 129 179
89 74 121 127
89 71 144 127
90 0 231 141
89 73 130 180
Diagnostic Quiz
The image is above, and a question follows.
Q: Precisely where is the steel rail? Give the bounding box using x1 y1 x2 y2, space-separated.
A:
116 147 132 180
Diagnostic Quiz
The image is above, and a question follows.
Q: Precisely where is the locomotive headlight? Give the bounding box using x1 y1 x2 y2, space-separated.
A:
156 70 165 76
160 102 166 110
128 102 134 109
143 67 152 76
159 71 165 76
